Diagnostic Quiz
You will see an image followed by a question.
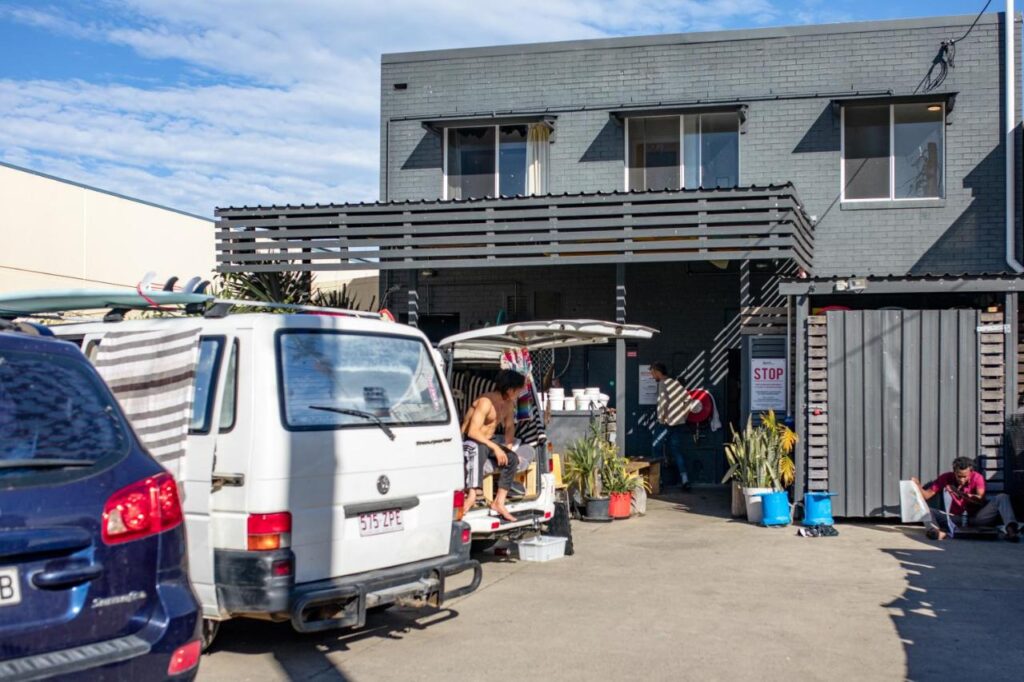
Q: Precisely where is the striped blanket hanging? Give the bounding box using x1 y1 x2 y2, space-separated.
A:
450 371 547 446
93 328 201 476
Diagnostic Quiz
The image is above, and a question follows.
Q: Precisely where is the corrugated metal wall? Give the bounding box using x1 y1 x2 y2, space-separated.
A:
826 310 980 518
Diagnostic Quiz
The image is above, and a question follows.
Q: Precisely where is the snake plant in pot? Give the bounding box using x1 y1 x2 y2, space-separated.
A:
722 411 797 523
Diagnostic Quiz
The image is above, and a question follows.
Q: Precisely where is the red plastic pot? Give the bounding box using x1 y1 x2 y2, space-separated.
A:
608 492 632 519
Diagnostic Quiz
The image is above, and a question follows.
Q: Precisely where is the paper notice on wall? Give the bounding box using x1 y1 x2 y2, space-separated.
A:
750 358 787 412
639 368 659 405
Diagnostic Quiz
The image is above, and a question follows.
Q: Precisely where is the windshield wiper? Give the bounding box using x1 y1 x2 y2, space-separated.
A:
309 406 396 441
0 458 96 470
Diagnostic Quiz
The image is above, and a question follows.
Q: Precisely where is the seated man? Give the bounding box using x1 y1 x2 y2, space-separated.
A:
912 456 1019 541
462 369 527 523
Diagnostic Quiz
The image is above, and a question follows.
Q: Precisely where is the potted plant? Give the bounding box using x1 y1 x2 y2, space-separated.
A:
601 456 650 519
563 422 614 521
722 411 798 523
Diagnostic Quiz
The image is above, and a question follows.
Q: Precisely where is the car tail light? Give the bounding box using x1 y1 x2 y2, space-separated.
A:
544 512 553 520
272 558 293 577
247 512 291 551
453 490 465 521
167 640 201 676
461 528 471 544
490 521 500 530
102 473 183 545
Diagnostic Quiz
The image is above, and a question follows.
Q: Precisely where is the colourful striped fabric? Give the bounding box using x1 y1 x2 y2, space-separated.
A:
451 371 547 446
93 328 201 475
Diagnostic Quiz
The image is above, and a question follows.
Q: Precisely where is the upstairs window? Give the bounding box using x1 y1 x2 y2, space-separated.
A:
842 102 944 201
445 124 548 199
626 112 739 191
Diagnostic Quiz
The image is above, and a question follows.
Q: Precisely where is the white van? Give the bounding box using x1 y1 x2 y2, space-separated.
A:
52 308 481 646
437 320 656 546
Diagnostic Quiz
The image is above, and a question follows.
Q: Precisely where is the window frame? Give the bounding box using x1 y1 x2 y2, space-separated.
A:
623 112 741 191
442 124 529 200
217 338 239 433
840 102 946 203
189 335 226 436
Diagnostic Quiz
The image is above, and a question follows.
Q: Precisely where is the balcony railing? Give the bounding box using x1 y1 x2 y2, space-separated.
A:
215 184 814 274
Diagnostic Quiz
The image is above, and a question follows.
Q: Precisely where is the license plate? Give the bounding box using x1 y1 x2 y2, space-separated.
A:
359 509 404 537
0 567 21 607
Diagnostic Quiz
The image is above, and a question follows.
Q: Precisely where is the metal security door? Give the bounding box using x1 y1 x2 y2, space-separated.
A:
826 310 980 517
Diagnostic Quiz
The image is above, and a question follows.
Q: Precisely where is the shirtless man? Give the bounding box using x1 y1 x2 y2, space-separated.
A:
462 369 527 522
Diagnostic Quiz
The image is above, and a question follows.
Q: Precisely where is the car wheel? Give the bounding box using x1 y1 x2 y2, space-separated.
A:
201 618 221 652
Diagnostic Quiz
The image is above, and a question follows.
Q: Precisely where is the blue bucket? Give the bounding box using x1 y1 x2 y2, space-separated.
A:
803 492 837 526
757 491 791 526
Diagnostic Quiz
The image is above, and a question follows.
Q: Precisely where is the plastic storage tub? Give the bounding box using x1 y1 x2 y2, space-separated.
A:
517 535 568 562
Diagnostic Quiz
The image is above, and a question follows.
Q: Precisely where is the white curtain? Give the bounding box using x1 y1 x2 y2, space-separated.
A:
526 123 550 195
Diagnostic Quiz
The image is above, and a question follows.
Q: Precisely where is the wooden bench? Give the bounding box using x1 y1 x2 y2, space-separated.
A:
626 459 660 496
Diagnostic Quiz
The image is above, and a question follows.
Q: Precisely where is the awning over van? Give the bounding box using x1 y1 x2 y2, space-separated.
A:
438 319 657 361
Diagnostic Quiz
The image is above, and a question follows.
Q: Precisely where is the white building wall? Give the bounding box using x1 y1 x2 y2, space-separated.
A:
0 163 214 293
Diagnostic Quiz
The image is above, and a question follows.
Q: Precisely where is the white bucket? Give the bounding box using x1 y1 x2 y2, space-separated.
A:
562 400 576 411
548 388 565 398
550 398 564 411
743 487 773 524
585 387 600 395
576 396 592 410
571 389 585 397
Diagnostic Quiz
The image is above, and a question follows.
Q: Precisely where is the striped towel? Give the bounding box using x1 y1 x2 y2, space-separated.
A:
93 328 201 475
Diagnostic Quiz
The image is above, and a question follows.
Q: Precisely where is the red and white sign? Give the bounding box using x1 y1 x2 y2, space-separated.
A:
751 358 787 411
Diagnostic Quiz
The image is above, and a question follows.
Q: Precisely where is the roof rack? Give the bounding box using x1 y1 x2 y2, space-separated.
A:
204 298 384 320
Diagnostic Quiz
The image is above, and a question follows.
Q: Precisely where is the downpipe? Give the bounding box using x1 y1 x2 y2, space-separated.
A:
1006 1 1023 272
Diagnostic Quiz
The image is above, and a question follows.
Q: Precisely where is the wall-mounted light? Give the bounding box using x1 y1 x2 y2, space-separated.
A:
927 104 942 112
420 269 438 278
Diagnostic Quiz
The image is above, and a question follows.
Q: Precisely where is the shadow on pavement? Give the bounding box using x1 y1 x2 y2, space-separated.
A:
880 528 1024 681
207 606 460 680
651 486 735 520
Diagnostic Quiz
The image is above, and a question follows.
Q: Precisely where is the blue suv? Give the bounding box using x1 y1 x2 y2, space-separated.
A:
0 326 201 679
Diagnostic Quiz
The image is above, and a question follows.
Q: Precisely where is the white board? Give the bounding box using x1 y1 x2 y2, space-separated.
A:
639 368 659 406
750 358 787 412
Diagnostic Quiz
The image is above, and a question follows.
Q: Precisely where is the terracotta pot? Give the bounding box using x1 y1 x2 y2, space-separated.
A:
608 492 632 519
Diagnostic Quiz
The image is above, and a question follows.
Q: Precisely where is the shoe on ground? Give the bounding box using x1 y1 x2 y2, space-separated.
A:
926 527 948 541
1001 522 1020 542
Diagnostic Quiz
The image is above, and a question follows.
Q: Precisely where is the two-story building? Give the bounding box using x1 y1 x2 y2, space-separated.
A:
215 12 1024 516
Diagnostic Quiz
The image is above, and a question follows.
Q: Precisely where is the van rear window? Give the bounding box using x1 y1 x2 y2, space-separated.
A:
0 349 129 483
277 331 450 431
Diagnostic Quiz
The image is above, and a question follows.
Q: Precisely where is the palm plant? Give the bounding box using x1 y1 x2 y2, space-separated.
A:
761 409 797 489
601 455 651 494
214 269 376 311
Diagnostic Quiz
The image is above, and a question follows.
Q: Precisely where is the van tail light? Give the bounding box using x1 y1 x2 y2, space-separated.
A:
453 490 465 521
167 640 201 675
248 512 291 551
102 473 183 545
461 528 471 544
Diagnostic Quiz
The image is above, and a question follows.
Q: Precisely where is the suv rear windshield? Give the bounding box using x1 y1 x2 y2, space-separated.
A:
0 348 129 483
277 330 450 430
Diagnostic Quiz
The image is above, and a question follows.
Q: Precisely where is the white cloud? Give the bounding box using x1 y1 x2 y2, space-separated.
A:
0 0 783 216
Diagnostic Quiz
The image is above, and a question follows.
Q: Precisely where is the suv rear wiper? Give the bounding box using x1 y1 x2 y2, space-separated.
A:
309 406 396 441
0 458 96 470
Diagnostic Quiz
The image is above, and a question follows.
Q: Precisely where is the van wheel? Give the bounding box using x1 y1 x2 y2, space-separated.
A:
544 501 574 556
201 618 221 652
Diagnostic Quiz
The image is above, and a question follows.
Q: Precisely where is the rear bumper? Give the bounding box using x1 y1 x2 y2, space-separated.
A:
214 522 481 632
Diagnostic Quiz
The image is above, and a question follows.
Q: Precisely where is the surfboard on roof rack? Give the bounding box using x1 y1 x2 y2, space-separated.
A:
0 289 215 316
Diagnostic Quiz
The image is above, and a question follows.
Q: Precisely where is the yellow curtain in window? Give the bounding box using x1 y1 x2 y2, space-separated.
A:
526 123 549 195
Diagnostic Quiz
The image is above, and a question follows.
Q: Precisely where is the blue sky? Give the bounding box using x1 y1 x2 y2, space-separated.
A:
0 0 994 216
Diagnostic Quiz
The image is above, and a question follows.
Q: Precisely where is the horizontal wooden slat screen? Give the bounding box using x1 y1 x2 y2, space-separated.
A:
214 185 814 273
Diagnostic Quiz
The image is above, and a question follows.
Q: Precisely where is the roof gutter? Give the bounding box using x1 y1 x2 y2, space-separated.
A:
1006 2 1023 272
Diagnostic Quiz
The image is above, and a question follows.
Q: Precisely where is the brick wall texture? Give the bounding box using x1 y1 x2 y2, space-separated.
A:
381 14 1023 276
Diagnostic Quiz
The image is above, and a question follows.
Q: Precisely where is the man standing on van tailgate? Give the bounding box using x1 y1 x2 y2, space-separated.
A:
462 370 527 523
650 362 698 491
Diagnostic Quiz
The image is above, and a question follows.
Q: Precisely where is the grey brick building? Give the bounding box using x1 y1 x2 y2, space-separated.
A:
217 12 1024 513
